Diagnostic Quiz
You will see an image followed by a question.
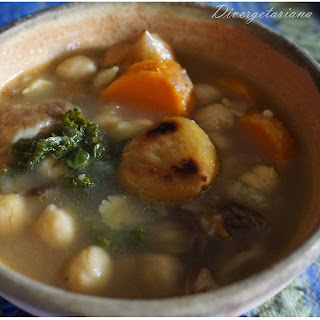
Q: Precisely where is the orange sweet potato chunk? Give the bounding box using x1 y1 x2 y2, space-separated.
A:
100 59 194 116
240 112 296 170
214 76 256 106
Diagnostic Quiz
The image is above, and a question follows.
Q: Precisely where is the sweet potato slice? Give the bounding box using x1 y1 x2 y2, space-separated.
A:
214 76 256 106
240 112 296 170
102 30 175 67
100 59 194 116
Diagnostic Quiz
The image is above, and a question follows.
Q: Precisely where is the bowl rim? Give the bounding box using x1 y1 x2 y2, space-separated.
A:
0 2 319 316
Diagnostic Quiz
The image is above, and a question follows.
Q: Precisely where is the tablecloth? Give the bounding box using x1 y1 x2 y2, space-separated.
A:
0 2 319 317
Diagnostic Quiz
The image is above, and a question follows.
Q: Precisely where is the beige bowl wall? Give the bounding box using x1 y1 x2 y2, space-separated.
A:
0 2 319 316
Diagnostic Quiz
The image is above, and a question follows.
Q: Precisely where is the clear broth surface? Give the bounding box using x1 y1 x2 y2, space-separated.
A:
0 47 310 298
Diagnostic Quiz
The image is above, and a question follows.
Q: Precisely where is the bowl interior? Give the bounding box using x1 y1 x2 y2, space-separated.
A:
0 2 319 316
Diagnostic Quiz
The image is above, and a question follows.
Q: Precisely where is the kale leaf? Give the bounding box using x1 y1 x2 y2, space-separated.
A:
92 226 147 253
65 173 95 188
10 108 109 171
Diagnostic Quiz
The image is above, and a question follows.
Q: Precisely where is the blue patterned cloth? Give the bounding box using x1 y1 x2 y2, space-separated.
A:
0 2 319 317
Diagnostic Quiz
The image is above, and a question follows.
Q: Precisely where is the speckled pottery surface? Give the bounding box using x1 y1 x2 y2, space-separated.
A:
0 2 319 316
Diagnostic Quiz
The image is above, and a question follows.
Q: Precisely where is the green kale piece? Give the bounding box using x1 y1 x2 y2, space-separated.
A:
65 173 95 188
9 108 109 171
90 226 147 253
97 236 119 252
127 227 146 249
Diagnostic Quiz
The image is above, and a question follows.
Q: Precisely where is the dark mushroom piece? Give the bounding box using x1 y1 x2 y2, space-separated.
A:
221 202 270 232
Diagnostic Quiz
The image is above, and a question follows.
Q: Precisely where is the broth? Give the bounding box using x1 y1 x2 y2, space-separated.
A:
0 31 309 298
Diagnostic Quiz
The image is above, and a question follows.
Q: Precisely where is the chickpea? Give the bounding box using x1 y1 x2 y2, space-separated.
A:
227 181 269 210
148 220 194 254
39 156 69 179
221 97 248 117
0 194 28 237
186 268 217 294
195 103 234 132
34 204 75 248
22 78 54 96
56 55 97 80
93 66 119 89
137 253 183 298
239 165 279 194
95 106 153 141
64 246 112 295
208 132 232 151
194 83 222 106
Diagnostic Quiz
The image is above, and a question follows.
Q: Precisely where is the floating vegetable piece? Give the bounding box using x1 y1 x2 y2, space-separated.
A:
65 173 95 188
214 76 256 106
99 195 139 230
221 202 269 232
100 59 194 116
119 116 219 201
9 108 109 171
206 215 231 239
240 112 296 170
102 30 175 67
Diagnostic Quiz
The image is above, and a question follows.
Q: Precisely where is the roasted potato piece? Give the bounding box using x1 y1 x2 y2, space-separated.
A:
102 30 175 67
119 116 219 201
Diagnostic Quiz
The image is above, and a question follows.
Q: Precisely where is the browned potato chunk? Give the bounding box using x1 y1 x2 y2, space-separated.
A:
102 30 175 67
119 116 219 201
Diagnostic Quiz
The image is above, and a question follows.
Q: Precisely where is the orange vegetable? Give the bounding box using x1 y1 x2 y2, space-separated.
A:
206 215 231 239
100 59 194 116
214 76 256 106
240 112 296 170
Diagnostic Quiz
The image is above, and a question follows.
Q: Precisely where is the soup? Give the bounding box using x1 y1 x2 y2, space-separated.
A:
0 30 307 298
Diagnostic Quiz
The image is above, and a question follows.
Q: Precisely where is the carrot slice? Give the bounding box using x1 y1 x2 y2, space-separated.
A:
240 113 296 169
100 59 194 116
214 76 256 106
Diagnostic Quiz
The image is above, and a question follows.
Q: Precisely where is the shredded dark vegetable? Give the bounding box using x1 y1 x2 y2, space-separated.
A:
10 108 109 171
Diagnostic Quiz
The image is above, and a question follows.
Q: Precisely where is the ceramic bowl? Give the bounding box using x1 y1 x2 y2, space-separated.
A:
0 3 319 316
